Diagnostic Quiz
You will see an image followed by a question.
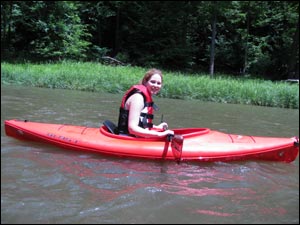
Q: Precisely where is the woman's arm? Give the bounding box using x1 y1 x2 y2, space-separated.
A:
126 93 174 138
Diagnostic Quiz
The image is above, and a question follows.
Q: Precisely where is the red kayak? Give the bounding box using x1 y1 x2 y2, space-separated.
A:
4 119 299 163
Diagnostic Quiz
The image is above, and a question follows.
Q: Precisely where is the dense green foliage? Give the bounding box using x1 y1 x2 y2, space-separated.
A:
1 62 298 109
1 1 299 80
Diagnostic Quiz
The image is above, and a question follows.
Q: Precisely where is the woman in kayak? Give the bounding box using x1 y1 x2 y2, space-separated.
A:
117 68 174 138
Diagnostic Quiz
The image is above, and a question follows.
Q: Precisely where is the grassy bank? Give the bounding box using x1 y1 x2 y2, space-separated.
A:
1 61 299 109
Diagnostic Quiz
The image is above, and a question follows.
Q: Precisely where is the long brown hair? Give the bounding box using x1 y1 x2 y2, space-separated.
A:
140 69 163 85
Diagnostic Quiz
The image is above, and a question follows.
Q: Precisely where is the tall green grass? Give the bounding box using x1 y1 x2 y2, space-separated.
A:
1 61 299 109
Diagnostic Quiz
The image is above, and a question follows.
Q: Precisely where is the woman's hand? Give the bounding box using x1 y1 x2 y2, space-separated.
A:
157 129 174 137
157 122 169 131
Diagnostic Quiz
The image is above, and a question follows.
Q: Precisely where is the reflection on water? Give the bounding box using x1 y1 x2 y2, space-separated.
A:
3 142 298 223
1 85 299 224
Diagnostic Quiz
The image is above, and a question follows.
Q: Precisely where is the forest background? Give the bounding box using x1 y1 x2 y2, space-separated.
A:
1 1 299 80
1 1 299 109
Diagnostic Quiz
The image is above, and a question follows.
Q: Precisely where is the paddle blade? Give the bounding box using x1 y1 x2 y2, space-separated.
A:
171 134 184 161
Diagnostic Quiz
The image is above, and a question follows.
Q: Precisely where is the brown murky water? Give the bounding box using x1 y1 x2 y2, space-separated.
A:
1 85 299 224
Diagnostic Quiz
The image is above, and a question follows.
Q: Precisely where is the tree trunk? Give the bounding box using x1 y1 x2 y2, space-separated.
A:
243 1 251 75
113 6 120 57
288 17 299 79
209 2 217 77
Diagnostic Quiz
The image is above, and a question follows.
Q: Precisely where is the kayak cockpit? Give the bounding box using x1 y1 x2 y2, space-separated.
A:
101 119 211 141
173 127 210 137
100 125 164 141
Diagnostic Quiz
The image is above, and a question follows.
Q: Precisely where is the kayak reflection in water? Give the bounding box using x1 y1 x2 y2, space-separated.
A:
117 68 174 138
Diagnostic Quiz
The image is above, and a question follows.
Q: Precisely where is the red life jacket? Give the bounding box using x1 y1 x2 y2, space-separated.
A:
117 84 157 134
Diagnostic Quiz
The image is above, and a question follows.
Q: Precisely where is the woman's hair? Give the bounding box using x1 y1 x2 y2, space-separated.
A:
140 68 163 85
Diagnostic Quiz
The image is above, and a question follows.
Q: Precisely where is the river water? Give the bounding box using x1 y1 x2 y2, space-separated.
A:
1 85 299 224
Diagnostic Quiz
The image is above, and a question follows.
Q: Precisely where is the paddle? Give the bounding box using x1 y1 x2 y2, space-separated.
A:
161 114 184 163
167 134 184 163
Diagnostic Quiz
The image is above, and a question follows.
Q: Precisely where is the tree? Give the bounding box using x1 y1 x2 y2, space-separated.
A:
1 1 298 80
1 1 91 61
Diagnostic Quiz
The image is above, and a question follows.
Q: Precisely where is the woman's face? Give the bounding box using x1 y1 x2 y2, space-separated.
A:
146 74 162 95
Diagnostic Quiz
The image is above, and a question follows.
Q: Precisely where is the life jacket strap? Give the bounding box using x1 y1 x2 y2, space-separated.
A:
140 113 154 119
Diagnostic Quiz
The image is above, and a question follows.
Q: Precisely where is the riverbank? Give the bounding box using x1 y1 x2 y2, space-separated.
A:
1 61 299 109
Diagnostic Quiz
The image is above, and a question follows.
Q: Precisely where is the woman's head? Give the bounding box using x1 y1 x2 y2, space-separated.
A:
141 69 163 85
141 69 163 95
